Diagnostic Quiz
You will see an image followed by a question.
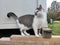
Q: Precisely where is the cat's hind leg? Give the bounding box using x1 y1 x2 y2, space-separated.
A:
23 30 30 36
16 19 25 36
16 19 30 36
20 29 30 36
20 29 26 36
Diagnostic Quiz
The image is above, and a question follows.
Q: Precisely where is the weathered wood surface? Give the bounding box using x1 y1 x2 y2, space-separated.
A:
0 35 60 45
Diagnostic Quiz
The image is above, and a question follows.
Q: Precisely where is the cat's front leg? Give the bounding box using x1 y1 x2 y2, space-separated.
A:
38 29 42 36
33 26 39 37
34 29 39 37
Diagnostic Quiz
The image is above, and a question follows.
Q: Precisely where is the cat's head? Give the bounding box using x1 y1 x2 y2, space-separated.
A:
35 4 44 17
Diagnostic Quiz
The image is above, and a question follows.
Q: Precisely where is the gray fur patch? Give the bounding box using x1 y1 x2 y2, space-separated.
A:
18 14 34 28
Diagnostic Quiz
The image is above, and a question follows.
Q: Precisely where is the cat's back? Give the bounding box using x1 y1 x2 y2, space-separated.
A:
18 14 34 20
18 14 34 28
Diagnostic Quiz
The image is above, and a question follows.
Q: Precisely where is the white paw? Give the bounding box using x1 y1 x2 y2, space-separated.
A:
26 34 30 36
35 35 40 37
21 34 26 36
39 33 41 36
21 33 30 36
21 33 26 36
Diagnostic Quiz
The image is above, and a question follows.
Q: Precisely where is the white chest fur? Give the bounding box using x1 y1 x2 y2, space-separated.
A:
32 16 43 29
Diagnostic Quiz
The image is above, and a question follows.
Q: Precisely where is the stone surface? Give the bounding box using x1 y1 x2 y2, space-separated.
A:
11 35 60 42
0 35 60 45
0 37 10 41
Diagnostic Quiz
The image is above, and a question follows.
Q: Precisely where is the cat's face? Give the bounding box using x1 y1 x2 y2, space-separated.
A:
36 5 44 17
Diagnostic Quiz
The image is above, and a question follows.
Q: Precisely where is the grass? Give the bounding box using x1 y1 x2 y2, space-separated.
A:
48 22 60 35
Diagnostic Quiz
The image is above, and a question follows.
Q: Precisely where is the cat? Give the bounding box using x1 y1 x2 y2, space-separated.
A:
7 5 44 37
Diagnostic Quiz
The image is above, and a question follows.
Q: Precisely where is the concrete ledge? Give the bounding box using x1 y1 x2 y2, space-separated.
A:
0 35 60 45
0 37 10 41
10 35 60 42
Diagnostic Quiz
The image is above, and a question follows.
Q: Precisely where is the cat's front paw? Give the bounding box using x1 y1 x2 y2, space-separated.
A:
39 33 41 36
35 35 40 37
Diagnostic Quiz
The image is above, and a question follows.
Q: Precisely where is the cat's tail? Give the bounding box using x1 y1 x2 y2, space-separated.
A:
7 12 18 20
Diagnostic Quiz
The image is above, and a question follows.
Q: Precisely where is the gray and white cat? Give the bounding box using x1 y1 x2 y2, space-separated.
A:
7 5 44 37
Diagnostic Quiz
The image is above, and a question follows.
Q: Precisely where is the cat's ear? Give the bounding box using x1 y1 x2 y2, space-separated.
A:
39 5 42 9
39 4 44 10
